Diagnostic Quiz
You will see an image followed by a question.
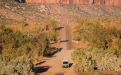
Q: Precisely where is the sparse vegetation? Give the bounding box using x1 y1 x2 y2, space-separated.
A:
71 16 121 74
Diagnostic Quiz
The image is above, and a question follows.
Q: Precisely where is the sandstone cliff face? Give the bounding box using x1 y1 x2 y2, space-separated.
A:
105 0 121 6
25 0 121 6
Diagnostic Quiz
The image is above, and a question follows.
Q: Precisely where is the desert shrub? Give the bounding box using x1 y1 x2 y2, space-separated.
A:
39 17 59 42
72 17 121 49
0 56 34 75
0 16 60 74
0 24 56 59
0 45 2 54
40 17 58 31
37 33 50 56
0 24 57 74
0 26 32 59
20 18 28 28
72 47 121 74
71 17 121 74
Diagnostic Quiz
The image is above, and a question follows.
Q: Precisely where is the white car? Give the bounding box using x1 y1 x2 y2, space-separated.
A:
62 60 69 68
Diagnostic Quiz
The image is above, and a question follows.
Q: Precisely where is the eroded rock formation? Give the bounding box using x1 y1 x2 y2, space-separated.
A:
25 0 121 6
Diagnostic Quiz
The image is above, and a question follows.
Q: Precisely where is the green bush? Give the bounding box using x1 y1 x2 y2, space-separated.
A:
0 56 34 75
72 17 121 49
72 47 121 74
0 23 59 74
71 17 121 74
0 16 60 74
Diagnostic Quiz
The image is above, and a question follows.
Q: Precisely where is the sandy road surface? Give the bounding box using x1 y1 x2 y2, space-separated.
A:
39 50 76 75
35 25 76 75
60 25 72 50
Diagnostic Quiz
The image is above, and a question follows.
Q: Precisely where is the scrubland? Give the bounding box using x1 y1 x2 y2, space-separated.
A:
0 18 60 75
71 16 121 75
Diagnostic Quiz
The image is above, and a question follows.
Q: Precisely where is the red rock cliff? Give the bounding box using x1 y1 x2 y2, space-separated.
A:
25 0 121 6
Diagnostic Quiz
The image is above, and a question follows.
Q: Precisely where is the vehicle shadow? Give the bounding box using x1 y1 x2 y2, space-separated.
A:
34 66 51 74
69 63 73 68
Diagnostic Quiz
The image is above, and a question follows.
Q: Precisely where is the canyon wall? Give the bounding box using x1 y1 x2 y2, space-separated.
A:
25 0 121 6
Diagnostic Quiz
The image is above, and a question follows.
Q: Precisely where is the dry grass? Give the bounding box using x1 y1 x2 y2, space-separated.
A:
6 24 42 33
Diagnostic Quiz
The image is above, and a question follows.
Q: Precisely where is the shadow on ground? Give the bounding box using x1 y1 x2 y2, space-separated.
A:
55 26 64 30
34 47 63 74
47 48 63 57
60 40 69 42
35 66 51 74
35 61 46 66
69 63 73 68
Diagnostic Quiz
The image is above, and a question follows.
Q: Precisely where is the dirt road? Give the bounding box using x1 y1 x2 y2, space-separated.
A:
35 25 76 75
60 25 72 50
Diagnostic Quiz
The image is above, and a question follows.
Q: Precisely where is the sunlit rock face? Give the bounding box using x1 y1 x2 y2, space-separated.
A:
105 0 121 6
25 0 121 6
93 0 104 5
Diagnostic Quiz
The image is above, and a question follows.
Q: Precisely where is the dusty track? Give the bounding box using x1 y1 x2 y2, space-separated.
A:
35 25 76 75
60 25 72 50
38 50 76 75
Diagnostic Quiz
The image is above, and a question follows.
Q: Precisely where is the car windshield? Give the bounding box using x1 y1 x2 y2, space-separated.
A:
63 61 68 64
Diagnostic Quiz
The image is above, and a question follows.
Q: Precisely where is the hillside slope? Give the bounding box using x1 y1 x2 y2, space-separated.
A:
0 0 121 25
25 0 121 6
